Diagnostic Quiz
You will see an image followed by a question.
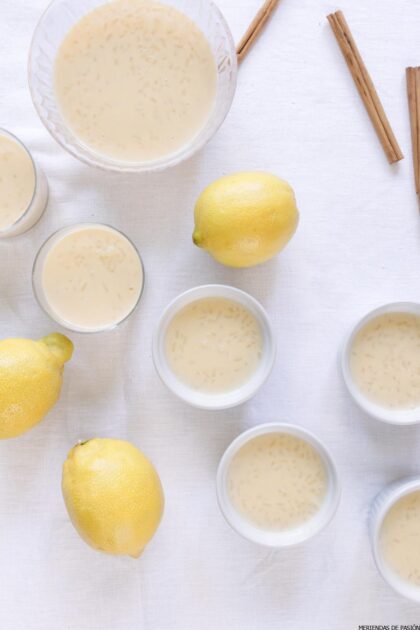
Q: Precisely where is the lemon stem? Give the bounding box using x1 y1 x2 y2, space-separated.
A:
192 231 203 247
40 333 74 365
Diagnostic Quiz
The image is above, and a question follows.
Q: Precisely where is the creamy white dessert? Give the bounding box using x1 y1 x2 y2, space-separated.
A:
54 0 217 163
39 224 143 330
380 490 420 588
0 130 49 237
0 132 35 231
227 433 328 531
164 297 263 393
350 312 420 409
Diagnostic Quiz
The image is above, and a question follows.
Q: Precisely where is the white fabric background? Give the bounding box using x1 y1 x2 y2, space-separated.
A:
1 0 420 628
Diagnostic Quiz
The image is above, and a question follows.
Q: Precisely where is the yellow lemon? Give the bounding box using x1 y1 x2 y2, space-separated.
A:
193 172 299 268
0 333 73 439
62 438 164 558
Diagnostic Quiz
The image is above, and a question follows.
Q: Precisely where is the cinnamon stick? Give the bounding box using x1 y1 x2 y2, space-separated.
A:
406 67 420 201
327 10 403 164
237 0 279 63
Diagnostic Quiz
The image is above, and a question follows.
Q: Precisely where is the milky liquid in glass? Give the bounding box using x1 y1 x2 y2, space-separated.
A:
228 433 328 531
40 225 143 330
0 133 35 230
164 297 263 393
380 490 420 588
350 312 420 409
54 0 217 163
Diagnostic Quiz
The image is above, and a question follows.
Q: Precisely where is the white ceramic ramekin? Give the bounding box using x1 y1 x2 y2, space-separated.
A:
0 129 48 238
152 285 276 410
216 423 341 547
342 302 420 425
370 476 420 603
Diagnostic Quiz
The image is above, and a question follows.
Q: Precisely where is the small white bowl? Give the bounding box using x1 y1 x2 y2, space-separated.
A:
370 476 420 603
342 302 420 425
216 423 341 547
152 285 276 410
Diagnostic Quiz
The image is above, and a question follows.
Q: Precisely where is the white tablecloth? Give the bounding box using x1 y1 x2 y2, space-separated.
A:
1 1 420 628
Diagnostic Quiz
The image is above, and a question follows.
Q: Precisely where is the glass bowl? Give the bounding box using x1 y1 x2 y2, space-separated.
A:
32 223 145 333
0 129 49 238
28 0 238 173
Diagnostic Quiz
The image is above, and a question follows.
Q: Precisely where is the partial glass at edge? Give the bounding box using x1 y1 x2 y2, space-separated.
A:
32 223 145 333
0 129 49 239
28 0 238 173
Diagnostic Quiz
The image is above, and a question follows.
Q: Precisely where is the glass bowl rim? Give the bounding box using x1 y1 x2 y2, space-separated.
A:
27 0 238 173
32 221 145 333
0 127 40 236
